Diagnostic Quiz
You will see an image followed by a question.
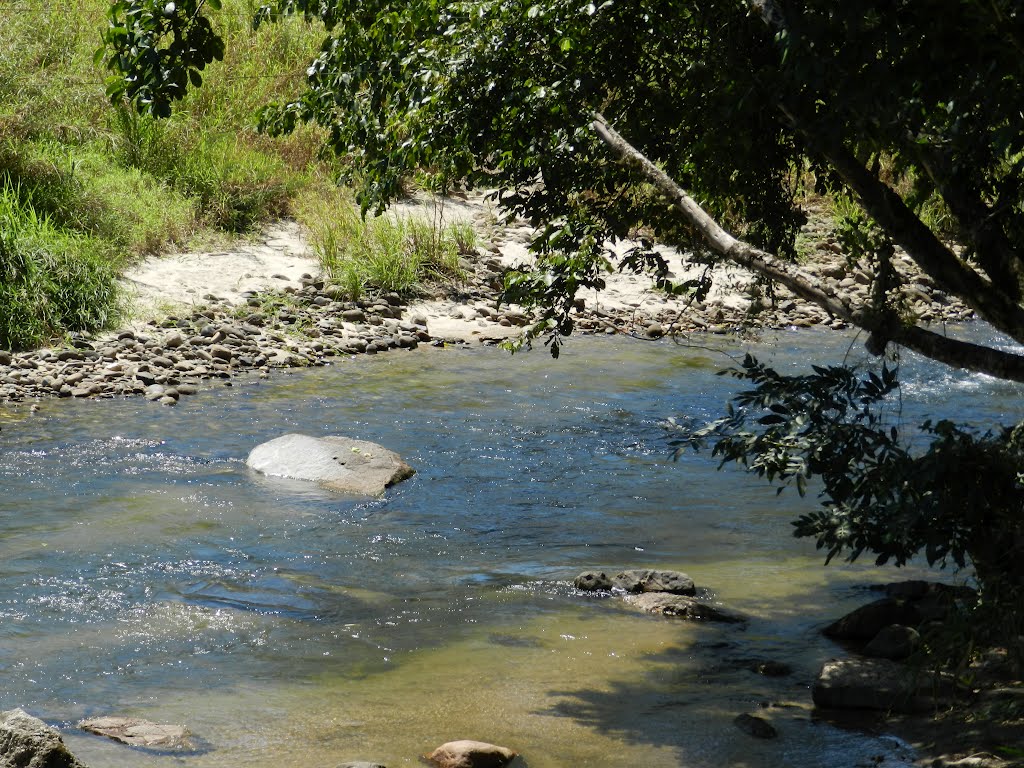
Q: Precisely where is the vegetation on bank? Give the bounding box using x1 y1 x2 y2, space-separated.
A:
0 0 311 347
0 0 464 349
296 188 474 301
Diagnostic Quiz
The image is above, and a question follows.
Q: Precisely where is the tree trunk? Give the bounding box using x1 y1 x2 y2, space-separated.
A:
590 113 1024 384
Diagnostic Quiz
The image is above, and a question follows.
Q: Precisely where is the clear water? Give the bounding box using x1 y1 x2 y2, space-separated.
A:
0 328 1020 767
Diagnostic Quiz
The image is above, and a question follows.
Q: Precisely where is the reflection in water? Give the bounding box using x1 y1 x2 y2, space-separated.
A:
1 330 1017 767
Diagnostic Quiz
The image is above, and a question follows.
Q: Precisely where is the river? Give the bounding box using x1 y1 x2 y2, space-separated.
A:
1 327 1020 767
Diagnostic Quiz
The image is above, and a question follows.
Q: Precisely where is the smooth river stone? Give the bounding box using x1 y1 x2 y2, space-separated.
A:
246 433 414 496
425 740 518 768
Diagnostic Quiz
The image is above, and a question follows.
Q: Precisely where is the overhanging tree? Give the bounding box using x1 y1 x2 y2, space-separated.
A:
100 0 1024 637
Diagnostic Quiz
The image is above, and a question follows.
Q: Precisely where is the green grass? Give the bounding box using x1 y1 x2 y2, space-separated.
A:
297 188 469 300
0 185 124 350
0 0 329 348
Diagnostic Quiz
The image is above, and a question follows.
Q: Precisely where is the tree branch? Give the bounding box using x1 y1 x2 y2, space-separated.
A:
591 112 1024 383
794 123 1024 343
909 139 1024 300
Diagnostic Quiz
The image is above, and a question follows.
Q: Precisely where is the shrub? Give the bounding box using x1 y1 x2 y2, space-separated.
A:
297 189 467 299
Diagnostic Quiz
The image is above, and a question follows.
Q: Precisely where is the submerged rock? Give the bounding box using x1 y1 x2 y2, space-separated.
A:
624 593 748 623
246 434 414 495
79 716 192 749
733 713 778 739
424 740 518 768
0 708 87 768
740 658 793 677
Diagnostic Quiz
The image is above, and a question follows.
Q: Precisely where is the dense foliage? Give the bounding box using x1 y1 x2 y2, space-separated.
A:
0 0 328 347
98 0 226 118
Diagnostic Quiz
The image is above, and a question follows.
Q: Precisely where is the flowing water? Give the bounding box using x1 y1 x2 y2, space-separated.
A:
1 328 1021 767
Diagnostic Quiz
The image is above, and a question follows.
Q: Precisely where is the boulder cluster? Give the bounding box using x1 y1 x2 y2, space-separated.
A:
572 568 748 624
574 568 782 740
0 207 979 408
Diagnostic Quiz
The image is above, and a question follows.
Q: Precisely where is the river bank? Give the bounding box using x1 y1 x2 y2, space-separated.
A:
2 198 1019 767
0 194 975 409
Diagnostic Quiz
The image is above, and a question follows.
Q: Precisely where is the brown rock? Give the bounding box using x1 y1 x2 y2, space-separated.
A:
613 569 696 596
573 571 613 591
209 345 233 362
624 592 747 623
812 658 954 713
425 740 518 768
823 598 921 642
864 624 920 660
79 716 192 749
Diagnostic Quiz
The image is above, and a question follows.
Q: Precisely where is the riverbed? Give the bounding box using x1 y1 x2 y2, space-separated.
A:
1 328 1019 767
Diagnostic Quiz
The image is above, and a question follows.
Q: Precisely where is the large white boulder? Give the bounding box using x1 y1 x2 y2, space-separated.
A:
246 434 415 496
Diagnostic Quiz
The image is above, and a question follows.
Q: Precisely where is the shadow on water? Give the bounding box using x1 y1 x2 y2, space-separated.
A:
530 577 935 767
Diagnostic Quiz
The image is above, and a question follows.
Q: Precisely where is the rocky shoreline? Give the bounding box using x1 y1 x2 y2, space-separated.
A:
0 205 978 409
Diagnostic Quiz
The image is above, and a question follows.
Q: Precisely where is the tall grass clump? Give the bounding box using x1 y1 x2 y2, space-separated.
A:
0 139 197 256
297 189 469 299
0 186 123 350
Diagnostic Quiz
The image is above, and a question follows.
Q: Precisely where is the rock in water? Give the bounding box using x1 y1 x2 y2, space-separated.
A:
425 740 518 768
822 598 921 642
573 571 613 591
625 592 748 623
0 708 87 768
864 624 921 660
613 569 696 595
79 717 192 749
246 434 414 496
733 713 778 739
